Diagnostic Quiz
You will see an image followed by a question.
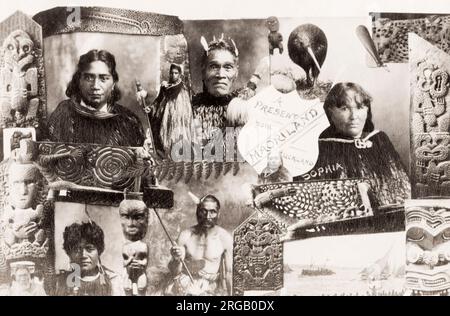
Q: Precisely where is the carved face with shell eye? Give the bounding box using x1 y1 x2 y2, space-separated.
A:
2 30 34 70
406 206 450 295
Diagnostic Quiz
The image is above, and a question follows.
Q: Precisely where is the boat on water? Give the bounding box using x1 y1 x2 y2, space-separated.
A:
284 264 294 273
360 265 390 281
301 267 335 276
359 243 403 281
300 259 335 276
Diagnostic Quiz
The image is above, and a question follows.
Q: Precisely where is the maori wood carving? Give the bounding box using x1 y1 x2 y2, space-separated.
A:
252 179 372 233
405 201 450 296
0 11 46 130
372 14 450 63
33 7 183 37
410 33 450 198
35 141 139 191
233 211 283 295
0 154 54 291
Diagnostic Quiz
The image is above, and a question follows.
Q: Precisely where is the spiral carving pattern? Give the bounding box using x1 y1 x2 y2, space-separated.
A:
94 147 135 189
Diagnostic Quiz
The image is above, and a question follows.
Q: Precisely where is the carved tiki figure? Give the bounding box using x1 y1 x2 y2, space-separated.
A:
2 161 46 248
413 133 450 197
412 61 450 133
233 213 283 295
0 30 39 127
406 204 450 296
8 260 46 295
266 16 283 55
118 199 149 296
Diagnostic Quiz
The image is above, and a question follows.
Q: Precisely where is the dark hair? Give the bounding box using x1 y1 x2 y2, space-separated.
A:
170 63 182 74
196 194 221 213
323 82 374 133
63 221 105 256
66 49 121 103
202 39 239 69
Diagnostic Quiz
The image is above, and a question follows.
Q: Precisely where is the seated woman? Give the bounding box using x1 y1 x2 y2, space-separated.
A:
294 82 410 207
257 149 292 184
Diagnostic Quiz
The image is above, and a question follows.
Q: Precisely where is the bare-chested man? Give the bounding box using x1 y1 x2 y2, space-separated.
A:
166 195 232 296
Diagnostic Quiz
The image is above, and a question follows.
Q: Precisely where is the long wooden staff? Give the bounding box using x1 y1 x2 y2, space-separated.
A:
136 80 157 156
151 208 195 283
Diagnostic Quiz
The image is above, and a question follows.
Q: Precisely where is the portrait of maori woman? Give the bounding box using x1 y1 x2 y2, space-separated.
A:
47 49 145 147
295 82 410 207
257 149 292 184
138 63 193 154
55 221 123 296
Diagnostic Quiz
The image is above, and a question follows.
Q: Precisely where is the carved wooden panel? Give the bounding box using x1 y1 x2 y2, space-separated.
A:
33 7 183 37
0 158 54 293
36 142 139 191
0 11 46 130
371 14 450 63
232 211 283 295
405 200 450 296
253 179 371 229
410 33 450 198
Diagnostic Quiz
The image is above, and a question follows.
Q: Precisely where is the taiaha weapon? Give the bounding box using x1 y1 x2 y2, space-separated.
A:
151 207 195 283
136 80 151 125
135 80 156 152
135 80 157 188
356 25 389 72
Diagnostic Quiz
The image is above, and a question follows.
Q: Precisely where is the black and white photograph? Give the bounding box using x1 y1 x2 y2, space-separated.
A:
242 16 411 245
0 0 449 300
284 232 405 296
405 200 450 296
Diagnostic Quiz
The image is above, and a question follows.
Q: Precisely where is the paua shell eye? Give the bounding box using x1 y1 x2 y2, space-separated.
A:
22 45 29 53
7 44 14 51
442 228 450 240
407 227 425 242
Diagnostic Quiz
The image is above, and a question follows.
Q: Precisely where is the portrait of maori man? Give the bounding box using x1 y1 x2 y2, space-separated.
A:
192 36 256 154
164 194 232 296
47 49 145 147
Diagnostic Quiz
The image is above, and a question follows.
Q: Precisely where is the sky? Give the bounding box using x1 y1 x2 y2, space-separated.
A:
284 232 405 268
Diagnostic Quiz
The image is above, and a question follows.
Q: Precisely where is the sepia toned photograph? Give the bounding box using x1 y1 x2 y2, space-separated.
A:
284 232 405 296
240 16 412 247
405 200 450 296
0 0 449 300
